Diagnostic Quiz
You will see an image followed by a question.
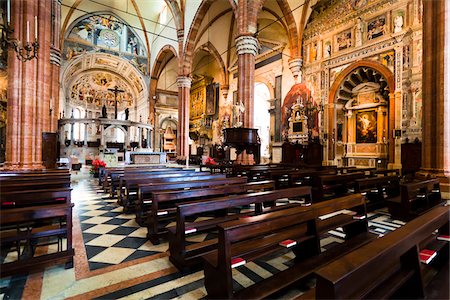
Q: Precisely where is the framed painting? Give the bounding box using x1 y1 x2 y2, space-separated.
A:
356 110 377 143
335 30 352 51
367 15 387 40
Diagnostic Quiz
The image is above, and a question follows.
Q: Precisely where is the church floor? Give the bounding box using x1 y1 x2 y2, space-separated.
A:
1 167 412 300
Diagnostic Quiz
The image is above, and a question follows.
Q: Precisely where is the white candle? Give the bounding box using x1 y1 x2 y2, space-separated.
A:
7 0 10 24
26 21 30 43
34 16 38 40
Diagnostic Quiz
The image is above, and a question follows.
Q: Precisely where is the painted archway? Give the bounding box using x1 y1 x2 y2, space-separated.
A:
327 60 395 166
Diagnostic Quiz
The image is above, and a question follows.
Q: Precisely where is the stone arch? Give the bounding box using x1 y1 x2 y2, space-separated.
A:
63 10 148 56
164 0 183 32
182 0 216 76
149 45 178 125
274 0 300 57
327 60 395 163
192 42 228 86
61 52 148 121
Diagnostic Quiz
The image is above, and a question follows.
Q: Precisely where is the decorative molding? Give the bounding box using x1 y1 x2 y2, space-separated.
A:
323 38 397 69
304 0 398 40
235 35 259 56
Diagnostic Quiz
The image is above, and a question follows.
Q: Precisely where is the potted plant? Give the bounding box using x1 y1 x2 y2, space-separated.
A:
90 159 106 178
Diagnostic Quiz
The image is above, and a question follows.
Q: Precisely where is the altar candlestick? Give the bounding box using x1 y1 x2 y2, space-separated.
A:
26 21 30 43
34 16 38 40
7 0 10 24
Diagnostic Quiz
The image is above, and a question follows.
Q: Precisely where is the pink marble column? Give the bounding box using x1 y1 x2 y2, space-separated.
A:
418 0 449 195
5 0 53 169
177 76 191 160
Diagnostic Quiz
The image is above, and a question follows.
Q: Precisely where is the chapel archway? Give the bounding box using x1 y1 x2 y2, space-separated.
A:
328 60 395 168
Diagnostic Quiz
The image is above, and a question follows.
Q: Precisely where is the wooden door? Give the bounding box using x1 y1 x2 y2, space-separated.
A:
42 132 58 169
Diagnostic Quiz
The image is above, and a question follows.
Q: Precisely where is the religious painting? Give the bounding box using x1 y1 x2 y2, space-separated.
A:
335 30 352 51
351 0 368 10
380 51 395 69
367 15 387 40
324 40 332 58
205 83 216 116
356 110 377 143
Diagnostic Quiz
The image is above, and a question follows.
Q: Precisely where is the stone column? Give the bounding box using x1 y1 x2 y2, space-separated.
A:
49 0 61 132
84 123 88 146
391 41 404 169
70 123 74 144
5 0 54 169
235 35 259 128
418 0 449 196
177 76 191 159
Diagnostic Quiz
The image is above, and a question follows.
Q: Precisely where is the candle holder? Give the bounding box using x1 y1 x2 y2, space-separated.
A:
0 23 39 64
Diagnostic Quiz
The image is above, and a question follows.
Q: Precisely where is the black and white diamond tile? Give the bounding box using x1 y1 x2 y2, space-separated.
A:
75 179 168 271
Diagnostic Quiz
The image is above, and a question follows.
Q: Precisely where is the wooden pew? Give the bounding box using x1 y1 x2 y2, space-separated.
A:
354 175 400 211
371 168 401 177
135 177 248 225
387 178 443 221
119 169 208 202
120 172 224 212
110 168 187 198
168 185 311 270
313 205 449 299
0 188 74 278
312 172 366 201
202 194 375 299
147 180 275 244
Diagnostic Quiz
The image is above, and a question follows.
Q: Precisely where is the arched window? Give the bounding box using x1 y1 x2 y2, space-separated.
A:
72 108 85 141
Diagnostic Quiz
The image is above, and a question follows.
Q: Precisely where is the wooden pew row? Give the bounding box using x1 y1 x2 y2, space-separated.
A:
101 166 183 194
0 188 74 278
168 186 312 270
118 171 213 209
135 177 248 225
147 180 275 244
354 175 400 211
387 178 443 221
109 168 187 198
202 194 374 299
312 204 449 299
312 172 367 201
371 168 401 177
98 165 166 186
0 176 71 192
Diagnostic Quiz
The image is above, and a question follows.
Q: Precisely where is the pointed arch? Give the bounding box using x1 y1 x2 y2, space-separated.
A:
275 0 300 57
192 42 228 86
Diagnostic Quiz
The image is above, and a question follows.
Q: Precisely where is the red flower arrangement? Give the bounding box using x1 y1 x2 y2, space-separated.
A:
204 157 217 165
90 159 106 175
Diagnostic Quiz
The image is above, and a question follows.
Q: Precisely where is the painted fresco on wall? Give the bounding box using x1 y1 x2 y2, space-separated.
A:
356 110 377 143
380 51 395 69
68 14 145 56
335 30 352 51
70 71 134 110
367 15 387 40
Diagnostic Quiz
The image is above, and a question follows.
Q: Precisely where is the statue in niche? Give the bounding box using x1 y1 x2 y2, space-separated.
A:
355 18 364 47
125 108 129 120
394 14 404 33
101 104 107 118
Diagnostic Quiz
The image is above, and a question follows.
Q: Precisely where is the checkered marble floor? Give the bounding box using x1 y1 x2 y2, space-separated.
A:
77 180 169 270
0 168 418 300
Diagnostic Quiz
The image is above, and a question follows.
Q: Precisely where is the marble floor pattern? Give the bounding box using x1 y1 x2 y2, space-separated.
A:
1 168 408 300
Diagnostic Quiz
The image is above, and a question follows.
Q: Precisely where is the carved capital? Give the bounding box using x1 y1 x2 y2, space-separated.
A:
235 35 259 56
288 58 303 81
177 76 192 89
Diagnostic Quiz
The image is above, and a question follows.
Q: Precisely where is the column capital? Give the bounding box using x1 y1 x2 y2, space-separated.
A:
177 76 192 89
235 35 259 56
288 58 303 81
